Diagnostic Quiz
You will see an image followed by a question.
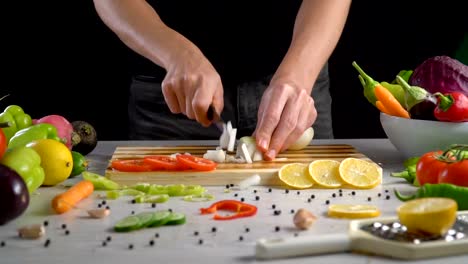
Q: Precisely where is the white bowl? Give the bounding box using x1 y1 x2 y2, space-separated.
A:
380 112 468 158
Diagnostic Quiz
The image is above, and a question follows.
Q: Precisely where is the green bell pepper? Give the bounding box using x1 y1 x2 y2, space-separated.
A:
0 146 45 193
0 105 32 142
8 123 62 149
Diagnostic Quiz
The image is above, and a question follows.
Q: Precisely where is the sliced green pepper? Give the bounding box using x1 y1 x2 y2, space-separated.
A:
8 123 61 148
82 171 119 190
0 146 45 193
134 194 169 203
394 183 468 210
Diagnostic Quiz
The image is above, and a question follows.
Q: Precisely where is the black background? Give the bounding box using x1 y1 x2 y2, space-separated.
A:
2 1 466 140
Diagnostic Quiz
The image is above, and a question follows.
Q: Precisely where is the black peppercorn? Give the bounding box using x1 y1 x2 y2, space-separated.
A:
245 227 250 233
212 227 217 232
385 190 389 193
311 194 315 199
44 239 51 247
294 233 299 237
274 210 281 215
255 196 260 201
239 236 244 241
131 211 135 215
325 200 330 205
290 209 295 214
240 198 245 202
149 240 155 246
102 241 107 247
199 239 203 245
351 191 356 196
226 184 230 189
253 189 257 193
307 198 311 203
230 184 234 187
65 230 70 235
131 199 136 204
0 241 5 247
268 188 272 193
98 204 102 208
378 193 382 197
155 233 159 238
128 244 134 250
62 224 67 229
106 206 110 210
386 195 390 200
168 209 173 212
285 189 289 194
368 197 372 201
272 204 276 209
101 200 107 205
106 236 112 242
275 226 280 232
296 191 300 195
43 220 49 226
332 193 336 198
234 193 238 197
152 203 156 208
194 231 199 236
339 193 343 197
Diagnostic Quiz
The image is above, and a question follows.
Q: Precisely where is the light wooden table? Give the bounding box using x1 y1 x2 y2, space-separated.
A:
1 139 467 264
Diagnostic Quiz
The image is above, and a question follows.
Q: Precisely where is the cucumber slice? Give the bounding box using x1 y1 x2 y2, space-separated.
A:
165 212 186 225
114 215 142 232
135 212 155 228
148 210 172 227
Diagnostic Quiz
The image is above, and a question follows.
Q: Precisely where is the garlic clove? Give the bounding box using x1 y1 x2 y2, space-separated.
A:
87 208 110 219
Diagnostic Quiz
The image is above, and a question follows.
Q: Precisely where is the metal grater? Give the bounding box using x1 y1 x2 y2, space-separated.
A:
360 214 468 244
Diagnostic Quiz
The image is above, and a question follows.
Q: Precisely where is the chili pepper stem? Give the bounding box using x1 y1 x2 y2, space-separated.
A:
352 61 379 86
0 122 11 128
393 189 416 202
390 171 413 184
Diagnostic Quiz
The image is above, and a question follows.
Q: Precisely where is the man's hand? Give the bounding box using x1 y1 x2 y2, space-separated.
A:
254 81 317 160
161 50 224 127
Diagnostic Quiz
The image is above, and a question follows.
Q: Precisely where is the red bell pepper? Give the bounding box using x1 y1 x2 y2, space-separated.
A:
200 200 257 220
0 122 8 159
433 92 468 122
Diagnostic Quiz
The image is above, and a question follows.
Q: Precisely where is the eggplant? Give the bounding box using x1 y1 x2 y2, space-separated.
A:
0 164 29 225
409 99 437 121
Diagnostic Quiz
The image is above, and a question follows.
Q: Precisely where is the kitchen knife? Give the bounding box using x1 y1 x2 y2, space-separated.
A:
207 104 224 131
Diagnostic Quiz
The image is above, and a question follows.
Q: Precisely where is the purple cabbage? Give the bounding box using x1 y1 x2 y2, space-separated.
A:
409 55 468 96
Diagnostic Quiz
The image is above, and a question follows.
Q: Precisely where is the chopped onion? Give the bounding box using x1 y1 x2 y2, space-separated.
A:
252 150 263 161
203 149 226 163
241 143 253 164
238 174 261 189
219 123 229 149
227 128 237 152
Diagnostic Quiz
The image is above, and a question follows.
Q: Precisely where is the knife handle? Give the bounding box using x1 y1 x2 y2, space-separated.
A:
255 233 350 260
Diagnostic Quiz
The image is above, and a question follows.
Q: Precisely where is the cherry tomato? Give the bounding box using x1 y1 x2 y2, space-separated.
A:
111 159 153 172
0 129 6 159
176 154 217 171
143 155 184 171
438 159 468 187
416 150 447 185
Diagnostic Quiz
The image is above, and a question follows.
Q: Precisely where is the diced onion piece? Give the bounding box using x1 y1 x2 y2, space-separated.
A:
228 128 237 152
252 150 264 161
203 149 226 163
238 174 261 189
241 143 253 164
219 123 229 149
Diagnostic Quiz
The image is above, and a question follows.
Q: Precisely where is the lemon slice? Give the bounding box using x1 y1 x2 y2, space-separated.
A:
397 197 457 236
338 158 382 189
327 204 381 219
308 160 344 188
278 163 314 189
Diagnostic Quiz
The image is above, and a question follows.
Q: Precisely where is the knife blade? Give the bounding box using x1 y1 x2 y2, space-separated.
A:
207 104 224 131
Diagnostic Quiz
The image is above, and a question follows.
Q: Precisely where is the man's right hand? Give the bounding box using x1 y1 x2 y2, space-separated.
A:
161 49 224 127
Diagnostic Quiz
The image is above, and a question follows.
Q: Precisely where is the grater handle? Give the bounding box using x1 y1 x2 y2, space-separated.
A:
255 233 350 260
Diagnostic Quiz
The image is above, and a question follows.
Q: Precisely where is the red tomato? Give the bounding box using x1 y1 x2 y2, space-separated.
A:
416 151 447 185
176 154 217 171
111 159 153 172
0 129 6 159
438 159 468 187
143 155 184 171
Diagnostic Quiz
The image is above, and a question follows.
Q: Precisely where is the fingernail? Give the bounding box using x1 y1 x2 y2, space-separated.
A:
259 139 268 150
266 149 276 160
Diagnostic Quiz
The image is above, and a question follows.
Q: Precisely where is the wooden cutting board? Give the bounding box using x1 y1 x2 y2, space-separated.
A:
104 144 374 186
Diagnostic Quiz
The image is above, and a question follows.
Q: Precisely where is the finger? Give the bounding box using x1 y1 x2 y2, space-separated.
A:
281 96 317 152
192 88 211 126
212 84 224 121
264 99 300 160
255 89 288 152
161 81 181 113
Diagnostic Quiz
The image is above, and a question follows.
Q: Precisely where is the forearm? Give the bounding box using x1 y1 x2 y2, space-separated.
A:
93 0 202 69
272 0 352 91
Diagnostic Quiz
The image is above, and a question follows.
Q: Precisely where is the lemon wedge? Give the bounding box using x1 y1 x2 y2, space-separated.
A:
278 163 314 189
327 204 381 219
308 159 344 188
338 158 382 189
397 197 457 236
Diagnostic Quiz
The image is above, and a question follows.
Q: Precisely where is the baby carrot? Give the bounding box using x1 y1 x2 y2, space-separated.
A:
374 84 410 118
51 180 94 214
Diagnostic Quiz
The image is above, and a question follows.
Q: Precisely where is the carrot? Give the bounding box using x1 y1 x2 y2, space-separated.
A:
375 100 391 115
51 180 94 214
374 84 410 118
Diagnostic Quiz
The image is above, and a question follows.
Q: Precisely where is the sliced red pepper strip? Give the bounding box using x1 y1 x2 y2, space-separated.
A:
200 199 257 220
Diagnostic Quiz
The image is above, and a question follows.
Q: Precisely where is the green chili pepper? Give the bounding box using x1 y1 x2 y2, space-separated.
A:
391 156 420 186
134 194 169 203
8 123 61 148
352 61 406 107
391 70 413 84
394 183 468 210
0 105 33 142
82 171 119 190
395 76 433 110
